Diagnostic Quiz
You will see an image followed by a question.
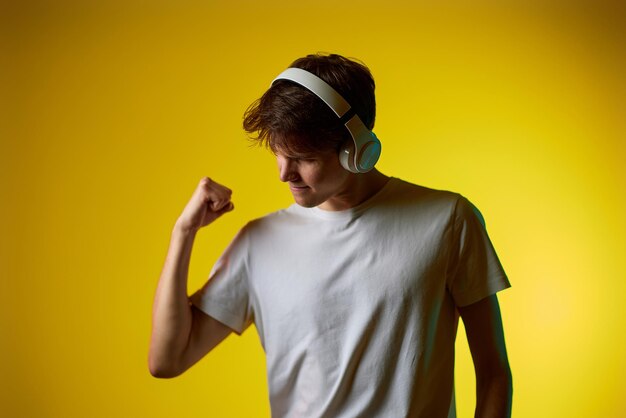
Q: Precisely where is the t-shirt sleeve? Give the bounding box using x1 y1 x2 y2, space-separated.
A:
188 225 254 335
446 195 511 307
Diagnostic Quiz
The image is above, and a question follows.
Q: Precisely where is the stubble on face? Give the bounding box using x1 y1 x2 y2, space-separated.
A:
276 147 353 209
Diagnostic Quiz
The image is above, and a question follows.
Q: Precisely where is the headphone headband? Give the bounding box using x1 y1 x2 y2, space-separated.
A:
271 67 381 173
272 68 351 118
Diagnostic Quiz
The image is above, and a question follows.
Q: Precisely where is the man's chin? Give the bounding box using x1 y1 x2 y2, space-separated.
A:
294 199 318 208
292 194 320 208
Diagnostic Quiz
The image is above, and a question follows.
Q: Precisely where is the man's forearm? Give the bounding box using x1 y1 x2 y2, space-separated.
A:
474 368 513 418
148 223 198 377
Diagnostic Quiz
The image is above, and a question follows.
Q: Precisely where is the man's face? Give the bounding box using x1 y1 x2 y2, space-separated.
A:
275 147 352 210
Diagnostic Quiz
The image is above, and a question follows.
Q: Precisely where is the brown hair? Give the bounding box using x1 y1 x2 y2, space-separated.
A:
242 53 376 155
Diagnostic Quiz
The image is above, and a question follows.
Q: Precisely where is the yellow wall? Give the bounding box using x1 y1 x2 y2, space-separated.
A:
2 1 625 416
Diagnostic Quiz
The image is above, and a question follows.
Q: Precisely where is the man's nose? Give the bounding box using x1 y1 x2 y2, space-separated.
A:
278 157 298 183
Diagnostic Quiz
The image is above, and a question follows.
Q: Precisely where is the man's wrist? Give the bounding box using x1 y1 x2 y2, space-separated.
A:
172 219 199 238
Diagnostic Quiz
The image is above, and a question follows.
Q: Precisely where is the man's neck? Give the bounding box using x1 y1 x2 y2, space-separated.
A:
317 170 390 211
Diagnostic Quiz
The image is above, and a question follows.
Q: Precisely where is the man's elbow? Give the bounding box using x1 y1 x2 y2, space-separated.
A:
149 366 181 379
474 364 513 418
148 355 184 379
476 360 512 391
478 363 513 400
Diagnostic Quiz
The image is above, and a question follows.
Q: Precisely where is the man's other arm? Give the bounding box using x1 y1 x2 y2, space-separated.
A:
458 294 513 418
148 177 235 378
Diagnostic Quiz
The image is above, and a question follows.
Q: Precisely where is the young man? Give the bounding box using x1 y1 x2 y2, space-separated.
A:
149 53 512 418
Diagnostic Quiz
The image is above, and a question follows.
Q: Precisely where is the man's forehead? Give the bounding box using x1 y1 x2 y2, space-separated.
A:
270 136 336 158
273 146 334 159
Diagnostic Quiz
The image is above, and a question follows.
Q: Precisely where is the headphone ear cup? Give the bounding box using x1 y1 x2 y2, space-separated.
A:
356 132 381 172
339 140 357 173
339 132 381 173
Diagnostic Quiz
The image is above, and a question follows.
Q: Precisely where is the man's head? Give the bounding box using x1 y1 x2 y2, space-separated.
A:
243 53 382 210
243 53 376 156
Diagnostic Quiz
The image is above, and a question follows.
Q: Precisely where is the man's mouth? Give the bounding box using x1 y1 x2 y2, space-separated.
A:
289 184 310 192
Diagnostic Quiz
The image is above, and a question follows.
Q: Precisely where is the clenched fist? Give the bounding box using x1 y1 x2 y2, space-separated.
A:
175 177 234 233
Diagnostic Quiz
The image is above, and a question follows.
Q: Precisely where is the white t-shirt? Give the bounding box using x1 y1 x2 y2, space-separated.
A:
190 177 510 418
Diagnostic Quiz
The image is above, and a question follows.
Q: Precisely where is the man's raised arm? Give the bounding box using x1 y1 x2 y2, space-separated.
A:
148 177 235 378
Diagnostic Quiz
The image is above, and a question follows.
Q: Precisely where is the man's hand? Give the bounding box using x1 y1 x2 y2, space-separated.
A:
176 177 234 233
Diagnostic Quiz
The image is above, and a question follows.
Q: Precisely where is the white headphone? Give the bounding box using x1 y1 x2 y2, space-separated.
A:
271 67 382 173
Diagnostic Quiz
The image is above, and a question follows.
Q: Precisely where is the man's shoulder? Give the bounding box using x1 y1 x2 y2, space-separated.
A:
241 204 305 235
390 179 487 228
385 177 463 207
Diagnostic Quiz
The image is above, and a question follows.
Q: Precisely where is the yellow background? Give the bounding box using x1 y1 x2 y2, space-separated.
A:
1 1 625 417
